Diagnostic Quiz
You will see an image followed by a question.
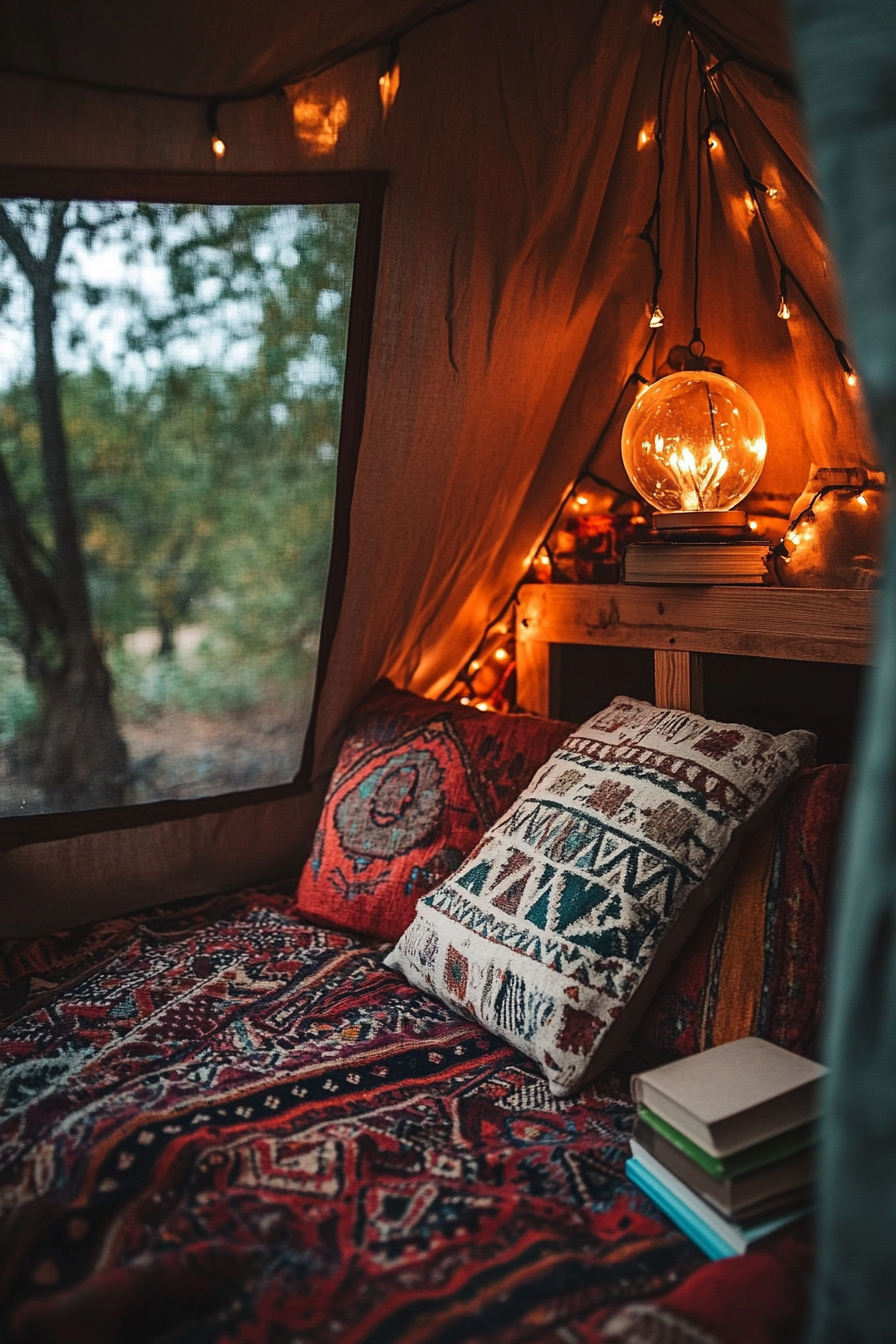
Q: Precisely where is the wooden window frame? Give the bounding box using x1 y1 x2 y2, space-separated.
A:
0 167 388 850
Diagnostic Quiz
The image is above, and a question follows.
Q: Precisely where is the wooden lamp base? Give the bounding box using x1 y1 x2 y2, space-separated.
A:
653 509 748 540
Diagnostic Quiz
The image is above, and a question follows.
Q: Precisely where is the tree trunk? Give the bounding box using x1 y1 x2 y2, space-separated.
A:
158 614 176 658
28 251 128 808
0 203 129 810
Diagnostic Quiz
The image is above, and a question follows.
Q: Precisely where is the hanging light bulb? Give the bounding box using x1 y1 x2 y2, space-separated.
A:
846 371 858 387
765 186 779 199
707 133 720 152
620 371 767 536
777 296 791 320
651 9 664 25
649 305 665 329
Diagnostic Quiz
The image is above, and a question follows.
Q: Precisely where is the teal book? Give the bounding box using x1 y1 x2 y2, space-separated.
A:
626 1147 811 1260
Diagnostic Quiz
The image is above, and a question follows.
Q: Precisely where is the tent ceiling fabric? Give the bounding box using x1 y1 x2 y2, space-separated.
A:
0 1 466 94
0 0 877 918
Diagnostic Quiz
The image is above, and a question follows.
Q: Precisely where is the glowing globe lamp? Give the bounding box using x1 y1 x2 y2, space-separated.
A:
621 371 766 535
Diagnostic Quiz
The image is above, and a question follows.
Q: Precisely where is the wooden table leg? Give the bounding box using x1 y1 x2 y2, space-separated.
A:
516 639 552 717
654 649 704 713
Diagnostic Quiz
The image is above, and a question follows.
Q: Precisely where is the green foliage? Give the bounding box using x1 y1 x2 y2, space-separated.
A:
0 201 358 735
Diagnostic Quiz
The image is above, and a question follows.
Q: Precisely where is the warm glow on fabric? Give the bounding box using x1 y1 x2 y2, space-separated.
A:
292 96 349 152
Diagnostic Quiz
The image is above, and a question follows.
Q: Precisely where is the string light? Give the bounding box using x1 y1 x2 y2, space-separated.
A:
832 338 858 386
638 127 653 149
649 305 665 328
777 295 790 320
378 39 400 117
493 647 510 662
652 9 665 25
207 100 226 159
575 494 590 506
743 191 756 217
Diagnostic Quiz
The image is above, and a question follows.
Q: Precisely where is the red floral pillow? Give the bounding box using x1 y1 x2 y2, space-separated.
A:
295 682 572 941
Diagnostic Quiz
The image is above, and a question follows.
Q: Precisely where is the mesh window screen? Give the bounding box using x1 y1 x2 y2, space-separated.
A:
0 199 359 817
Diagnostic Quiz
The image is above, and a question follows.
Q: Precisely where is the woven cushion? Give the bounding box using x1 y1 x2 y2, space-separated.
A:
295 682 572 942
634 764 847 1061
385 697 815 1097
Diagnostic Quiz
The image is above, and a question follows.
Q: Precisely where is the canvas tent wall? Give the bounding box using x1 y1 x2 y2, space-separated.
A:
0 0 876 932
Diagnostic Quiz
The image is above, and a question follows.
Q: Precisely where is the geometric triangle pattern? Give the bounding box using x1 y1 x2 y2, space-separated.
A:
387 697 815 1098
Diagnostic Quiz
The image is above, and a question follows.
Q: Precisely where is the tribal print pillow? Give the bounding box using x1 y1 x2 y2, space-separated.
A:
385 698 815 1096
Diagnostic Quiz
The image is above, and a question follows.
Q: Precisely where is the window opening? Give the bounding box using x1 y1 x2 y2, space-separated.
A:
0 194 364 822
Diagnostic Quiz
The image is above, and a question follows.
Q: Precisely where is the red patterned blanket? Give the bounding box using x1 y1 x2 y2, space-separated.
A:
0 887 709 1343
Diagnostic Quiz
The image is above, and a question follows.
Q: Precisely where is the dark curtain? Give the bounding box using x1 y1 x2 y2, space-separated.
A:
786 1 896 1340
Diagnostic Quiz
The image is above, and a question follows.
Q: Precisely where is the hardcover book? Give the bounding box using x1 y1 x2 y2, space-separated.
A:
637 1106 818 1179
621 539 770 585
630 1037 827 1158
626 1143 811 1260
632 1116 814 1218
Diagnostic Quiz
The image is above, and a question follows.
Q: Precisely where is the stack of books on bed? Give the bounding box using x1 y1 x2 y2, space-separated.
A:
627 1037 827 1260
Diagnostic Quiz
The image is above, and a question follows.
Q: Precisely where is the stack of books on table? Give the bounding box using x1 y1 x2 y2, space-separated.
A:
621 539 770 584
627 1037 827 1260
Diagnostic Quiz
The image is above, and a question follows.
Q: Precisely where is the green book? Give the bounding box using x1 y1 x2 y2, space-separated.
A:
638 1105 817 1179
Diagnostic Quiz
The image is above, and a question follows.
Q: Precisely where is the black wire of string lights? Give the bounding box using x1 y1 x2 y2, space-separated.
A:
450 0 860 709
694 41 859 383
0 0 476 158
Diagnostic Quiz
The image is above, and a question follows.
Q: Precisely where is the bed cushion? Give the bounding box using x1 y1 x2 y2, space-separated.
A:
634 764 847 1061
386 697 815 1097
295 680 572 941
0 887 714 1343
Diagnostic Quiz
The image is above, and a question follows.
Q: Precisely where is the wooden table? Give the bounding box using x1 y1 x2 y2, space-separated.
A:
515 584 876 716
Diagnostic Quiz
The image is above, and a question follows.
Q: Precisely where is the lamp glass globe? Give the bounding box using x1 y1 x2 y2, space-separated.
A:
621 371 766 514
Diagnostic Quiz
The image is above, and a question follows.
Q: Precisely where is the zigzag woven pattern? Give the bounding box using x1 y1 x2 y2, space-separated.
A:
0 887 704 1343
387 699 814 1096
